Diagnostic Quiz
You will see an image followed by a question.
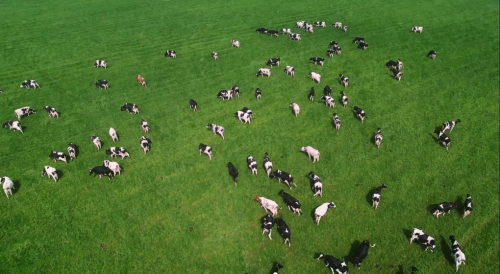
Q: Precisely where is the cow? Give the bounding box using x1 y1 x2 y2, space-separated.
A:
324 85 332 96
434 130 451 150
267 58 280 67
67 142 76 160
279 190 302 216
284 66 294 76
309 72 321 83
463 194 473 219
14 106 36 120
314 21 326 27
410 228 437 252
308 172 323 197
281 28 291 34
354 106 365 123
139 119 150 134
231 39 240 48
109 127 118 143
20 80 40 89
320 95 335 108
94 60 107 69
189 99 198 111
255 87 262 100
49 151 67 164
270 170 295 190
268 30 279 37
91 135 101 150
332 22 343 28
275 218 291 248
105 147 130 160
358 42 369 50
375 128 383 149
310 57 324 66
442 119 461 132
43 106 59 118
95 80 109 89
333 113 341 131
231 85 240 98
433 202 458 219
372 184 387 210
206 123 224 140
41 166 58 183
290 33 301 40
300 146 320 162
256 68 271 77
103 160 121 176
329 41 339 48
254 196 280 216
295 21 305 28
240 107 253 116
165 50 176 58
428 50 437 59
397 59 404 69
217 90 233 100
315 202 336 225
386 60 399 69
136 75 147 86
305 24 314 33
309 87 315 101
340 91 348 108
334 46 342 55
412 26 423 33
263 153 273 178
290 102 300 117
449 236 466 272
199 143 212 160
121 103 139 114
235 111 251 124
352 37 365 44
247 156 257 175
327 48 335 58
343 25 348 32
227 162 239 185
0 177 15 199
339 74 349 87
256 28 268 34
317 253 348 274
140 136 152 154
261 214 274 240
3 121 23 133
212 52 218 60
354 240 376 269
391 68 403 81
270 262 284 274
89 166 113 180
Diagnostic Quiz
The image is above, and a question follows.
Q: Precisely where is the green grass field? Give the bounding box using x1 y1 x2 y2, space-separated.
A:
0 0 498 273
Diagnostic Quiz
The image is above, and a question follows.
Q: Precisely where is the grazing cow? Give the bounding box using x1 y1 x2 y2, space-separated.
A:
309 87 315 101
231 39 240 48
343 25 348 32
386 60 398 69
49 151 67 164
309 72 321 83
3 121 23 133
398 59 404 69
333 113 341 131
247 156 257 175
189 99 198 111
329 41 339 48
305 24 314 33
227 162 239 185
103 160 121 176
91 135 101 150
256 28 268 34
290 102 300 117
284 66 294 76
0 177 15 199
317 254 349 274
289 33 301 40
270 262 283 274
206 123 225 140
450 236 466 272
198 143 212 160
324 85 332 96
254 196 280 216
165 50 176 58
375 128 383 149
301 146 320 162
256 68 271 77
340 91 348 108
314 202 336 225
410 228 437 252
141 119 150 133
217 89 233 100
121 103 139 114
315 21 326 27
332 22 343 28
320 95 335 108
67 142 76 160
463 194 473 219
327 48 335 58
106 147 130 160
434 130 451 150
354 240 376 269
310 57 324 66
281 28 291 34
442 119 461 132
136 75 147 86
89 166 113 180
412 26 423 33
433 202 458 218
390 68 403 81
275 218 291 248
339 74 349 87
428 50 437 59
230 85 240 98
267 58 280 67
140 136 152 154
268 30 279 37
263 153 273 178
43 106 59 118
235 111 252 124
109 127 118 143
279 190 302 216
308 172 323 197
358 42 369 50
14 106 36 120
334 46 342 55
95 80 109 89
212 52 218 60
20 80 40 89
261 214 274 240
372 184 387 210
41 166 58 183
255 87 262 100
295 21 305 28
94 60 107 69
352 37 365 44
354 106 365 123
270 170 295 190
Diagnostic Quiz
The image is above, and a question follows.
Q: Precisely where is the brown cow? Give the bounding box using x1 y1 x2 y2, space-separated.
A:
136 75 147 86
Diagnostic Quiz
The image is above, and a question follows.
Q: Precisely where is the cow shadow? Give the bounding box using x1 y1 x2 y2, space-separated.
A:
12 180 21 194
440 235 454 265
344 240 360 264
396 265 404 274
309 208 317 225
56 169 65 181
366 187 377 208
455 195 464 215
402 228 412 242
426 203 440 215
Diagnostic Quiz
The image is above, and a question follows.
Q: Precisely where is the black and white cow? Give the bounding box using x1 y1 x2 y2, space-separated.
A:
95 80 109 89
256 28 268 34
247 156 257 175
227 162 239 185
211 51 218 60
261 214 274 240
314 21 326 27
267 58 280 67
67 142 76 160
91 134 101 150
372 184 387 210
308 172 323 197
309 87 315 101
320 95 335 108
270 262 283 274
20 80 40 89
141 119 150 133
333 113 341 131
165 50 176 58
256 68 271 77
217 90 233 100
354 106 365 123
434 130 451 150
189 99 198 111
305 24 314 33
89 166 113 180
386 60 399 69
428 50 437 59
358 42 369 50
442 119 461 132
390 68 403 81
412 26 423 33
49 151 67 164
279 190 302 216
327 48 335 58
231 39 240 48
317 254 349 274
140 136 152 154
433 202 458 219
352 37 365 44
3 121 23 133
463 194 473 219
263 153 273 178
206 123 225 140
275 218 291 248
281 28 291 34
332 22 343 28
106 147 130 159
43 106 59 118
324 85 332 96
235 111 251 124
343 25 348 32
375 128 383 149
14 106 36 120
284 66 294 76
310 57 324 66
199 143 212 160
449 235 466 272
410 228 437 252
354 240 376 269
289 33 301 40
334 46 342 55
340 91 348 108
270 170 295 190
329 41 339 48
255 87 262 100
240 107 253 117
231 85 240 98
121 103 139 114
295 21 305 28
339 74 349 87
41 166 58 183
268 30 279 37
94 60 107 69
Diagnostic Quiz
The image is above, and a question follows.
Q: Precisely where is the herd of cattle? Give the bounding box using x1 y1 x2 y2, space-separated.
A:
0 18 468 274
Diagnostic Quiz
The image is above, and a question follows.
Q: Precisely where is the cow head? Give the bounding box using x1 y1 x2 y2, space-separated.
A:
254 196 261 202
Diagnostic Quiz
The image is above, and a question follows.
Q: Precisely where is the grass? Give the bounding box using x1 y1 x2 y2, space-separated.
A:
0 0 498 273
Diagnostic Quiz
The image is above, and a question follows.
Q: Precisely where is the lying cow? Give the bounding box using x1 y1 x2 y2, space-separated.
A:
43 106 59 118
94 60 107 69
410 228 436 252
165 50 176 58
354 240 376 269
14 106 36 120
270 170 295 190
275 218 291 248
412 26 423 33
267 58 280 67
442 119 461 132
317 253 348 274
121 103 139 114
49 151 67 164
261 214 274 240
136 75 147 86
3 121 23 133
279 190 302 216
206 123 225 140
106 147 130 159
256 68 271 77
20 80 40 89
95 80 109 89
217 90 233 100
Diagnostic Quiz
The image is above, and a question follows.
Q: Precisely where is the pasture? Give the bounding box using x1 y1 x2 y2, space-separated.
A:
0 0 498 273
